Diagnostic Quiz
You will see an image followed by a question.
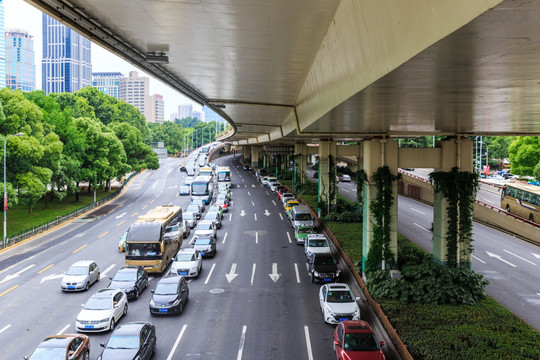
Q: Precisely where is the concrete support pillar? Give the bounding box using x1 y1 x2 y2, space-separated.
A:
250 146 260 169
318 140 337 215
362 139 399 272
242 146 251 164
294 143 308 185
432 138 474 267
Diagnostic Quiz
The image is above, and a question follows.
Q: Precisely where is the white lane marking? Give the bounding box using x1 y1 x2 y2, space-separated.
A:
115 212 127 219
251 201 255 206
0 324 11 334
504 250 537 265
230 200 233 206
486 251 517 267
254 214 257 221
245 185 247 188
413 223 430 232
286 232 292 244
222 232 228 244
537 293 540 297
272 200 276 206
342 189 350 193
305 263 310 272
410 207 425 215
226 263 238 283
204 263 216 284
57 324 70 334
248 191 251 196
0 264 36 284
266 191 269 196
250 263 256 286
242 179 245 183
279 213 283 221
294 263 301 283
167 324 188 360
229 214 232 222
304 326 314 360
237 325 247 360
100 264 116 279
472 255 486 264
255 232 259 244
532 253 540 259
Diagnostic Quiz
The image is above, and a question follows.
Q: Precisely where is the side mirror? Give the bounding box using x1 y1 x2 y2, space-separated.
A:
380 341 385 347
100 342 106 348
109 276 113 280
150 290 155 294
334 339 340 348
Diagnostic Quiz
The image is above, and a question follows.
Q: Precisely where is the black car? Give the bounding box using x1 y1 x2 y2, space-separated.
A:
108 267 148 301
179 166 187 172
98 321 156 360
192 235 217 258
149 275 189 315
243 164 250 171
308 253 341 283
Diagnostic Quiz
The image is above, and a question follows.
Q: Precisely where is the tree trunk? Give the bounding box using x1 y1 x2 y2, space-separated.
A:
76 182 80 202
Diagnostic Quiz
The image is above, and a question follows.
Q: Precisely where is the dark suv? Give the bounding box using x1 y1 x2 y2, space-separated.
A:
307 253 341 283
108 266 148 301
98 321 156 360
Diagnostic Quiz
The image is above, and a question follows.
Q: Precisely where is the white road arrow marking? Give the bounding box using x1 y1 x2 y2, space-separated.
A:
532 253 540 259
226 263 238 283
264 210 271 216
100 264 116 279
504 250 537 265
0 264 36 284
239 210 246 217
268 263 281 283
486 251 517 267
40 273 65 284
115 212 127 219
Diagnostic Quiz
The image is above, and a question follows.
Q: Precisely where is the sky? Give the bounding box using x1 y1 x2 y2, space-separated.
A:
4 0 201 118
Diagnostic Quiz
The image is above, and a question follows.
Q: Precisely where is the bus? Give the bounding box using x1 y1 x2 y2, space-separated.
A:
500 183 540 222
191 176 214 204
125 205 183 273
199 166 213 178
216 166 231 186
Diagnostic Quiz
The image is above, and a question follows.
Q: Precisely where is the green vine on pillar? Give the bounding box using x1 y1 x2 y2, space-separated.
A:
429 167 479 268
328 154 337 212
356 169 368 213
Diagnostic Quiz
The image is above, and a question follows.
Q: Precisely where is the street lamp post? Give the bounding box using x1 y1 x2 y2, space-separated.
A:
4 132 24 247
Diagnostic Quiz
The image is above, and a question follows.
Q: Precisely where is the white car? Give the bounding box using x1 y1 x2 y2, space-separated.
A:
61 260 100 292
170 248 203 278
76 288 128 332
304 234 332 258
163 223 183 241
341 174 352 182
266 177 278 189
319 283 360 324
281 193 295 207
194 220 217 238
183 211 197 228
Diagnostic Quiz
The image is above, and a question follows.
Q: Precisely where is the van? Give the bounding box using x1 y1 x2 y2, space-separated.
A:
291 205 314 229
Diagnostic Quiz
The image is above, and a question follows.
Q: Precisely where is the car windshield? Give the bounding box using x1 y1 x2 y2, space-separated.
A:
298 227 313 234
198 223 212 230
106 335 140 350
164 225 179 234
155 283 179 295
112 271 136 282
295 213 312 221
66 265 88 276
195 238 212 245
176 253 196 261
309 239 328 247
84 296 112 310
343 333 379 351
183 213 194 220
326 290 354 303
314 256 337 265
187 205 199 212
29 347 67 359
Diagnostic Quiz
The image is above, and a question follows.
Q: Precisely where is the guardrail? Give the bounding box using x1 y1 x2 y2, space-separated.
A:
1 171 139 250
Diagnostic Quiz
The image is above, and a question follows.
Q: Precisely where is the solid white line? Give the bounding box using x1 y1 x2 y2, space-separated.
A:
167 324 188 360
229 214 232 222
304 326 314 360
411 207 426 215
254 214 257 221
504 249 537 265
245 185 247 188
272 200 276 206
279 213 283 221
100 264 116 279
342 189 350 193
0 324 11 334
266 191 269 196
237 325 247 360
250 264 256 286
305 263 310 272
57 324 70 335
413 223 430 232
251 201 255 206
242 179 245 183
204 263 216 285
472 255 486 264
286 232 292 244
485 199 495 205
294 263 301 283
248 191 251 196
222 232 228 244
255 232 259 244
537 293 540 297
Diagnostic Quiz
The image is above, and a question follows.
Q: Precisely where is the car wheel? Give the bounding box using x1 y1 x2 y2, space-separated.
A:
311 272 315 283
178 301 183 314
110 318 116 331
85 282 90 291
529 213 534 222
152 341 156 355
96 272 100 282
123 304 128 316
134 287 139 300
506 205 510 213
83 349 89 360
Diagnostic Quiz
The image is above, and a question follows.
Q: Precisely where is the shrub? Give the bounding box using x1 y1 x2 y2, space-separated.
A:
296 182 317 195
323 211 362 223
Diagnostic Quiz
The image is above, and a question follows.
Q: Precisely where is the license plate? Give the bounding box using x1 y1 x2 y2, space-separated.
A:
201 252 205 256
67 286 75 289
323 279 332 282
178 272 188 275
84 325 94 329
159 309 168 313
339 318 349 322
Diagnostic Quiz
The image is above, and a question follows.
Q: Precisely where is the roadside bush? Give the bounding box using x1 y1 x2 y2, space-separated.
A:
295 182 317 195
323 211 362 223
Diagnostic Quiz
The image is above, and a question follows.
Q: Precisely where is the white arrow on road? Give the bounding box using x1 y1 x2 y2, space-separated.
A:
0 264 36 284
486 251 517 267
532 253 540 259
115 212 127 219
40 273 64 284
264 210 271 216
226 263 239 283
239 210 246 217
268 263 281 283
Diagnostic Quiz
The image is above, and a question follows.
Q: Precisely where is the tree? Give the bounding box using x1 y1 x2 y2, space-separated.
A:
508 136 540 177
17 167 52 213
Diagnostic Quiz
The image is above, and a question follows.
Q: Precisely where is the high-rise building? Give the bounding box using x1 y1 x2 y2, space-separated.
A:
203 105 224 123
120 70 151 122
5 28 36 91
42 14 92 94
151 94 164 123
177 104 194 119
0 0 6 88
92 72 122 99
169 112 178 121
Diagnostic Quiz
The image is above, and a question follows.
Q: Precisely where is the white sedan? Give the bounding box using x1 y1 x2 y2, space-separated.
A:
76 288 128 332
319 283 361 324
170 248 203 278
304 234 332 259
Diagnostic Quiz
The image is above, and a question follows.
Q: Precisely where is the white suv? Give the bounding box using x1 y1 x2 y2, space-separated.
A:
304 234 331 259
319 283 360 324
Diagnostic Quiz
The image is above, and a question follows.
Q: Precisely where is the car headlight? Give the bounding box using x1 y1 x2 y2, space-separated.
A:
125 287 135 293
100 318 110 323
173 299 180 306
313 271 321 277
335 269 341 277
150 299 156 306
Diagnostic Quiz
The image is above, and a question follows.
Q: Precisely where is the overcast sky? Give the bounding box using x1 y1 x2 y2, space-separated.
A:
4 0 200 117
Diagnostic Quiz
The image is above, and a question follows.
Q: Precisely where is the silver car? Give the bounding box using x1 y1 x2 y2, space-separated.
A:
183 211 197 228
61 260 100 292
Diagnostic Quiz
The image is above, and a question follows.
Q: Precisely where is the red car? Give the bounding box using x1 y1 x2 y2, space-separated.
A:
277 188 288 200
333 320 385 360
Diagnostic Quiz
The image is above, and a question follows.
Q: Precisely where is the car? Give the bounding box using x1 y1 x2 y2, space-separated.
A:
181 219 191 238
149 275 189 315
182 211 197 228
186 204 202 219
191 235 217 258
305 234 332 258
319 283 361 324
108 266 148 301
97 322 156 360
179 166 187 172
118 231 128 252
273 184 286 195
179 184 190 195
208 205 224 218
204 211 222 229
25 334 90 360
285 199 300 213
333 320 385 360
61 260 100 292
277 187 288 200
170 248 203 278
261 176 269 186
184 176 195 185
341 174 352 182
217 183 230 192
256 168 268 181
266 177 278 189
281 193 295 206
215 198 229 212
194 220 217 238
190 198 206 212
295 225 315 245
76 288 128 332
268 181 281 193
217 191 231 203
243 164 250 171
308 253 341 283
